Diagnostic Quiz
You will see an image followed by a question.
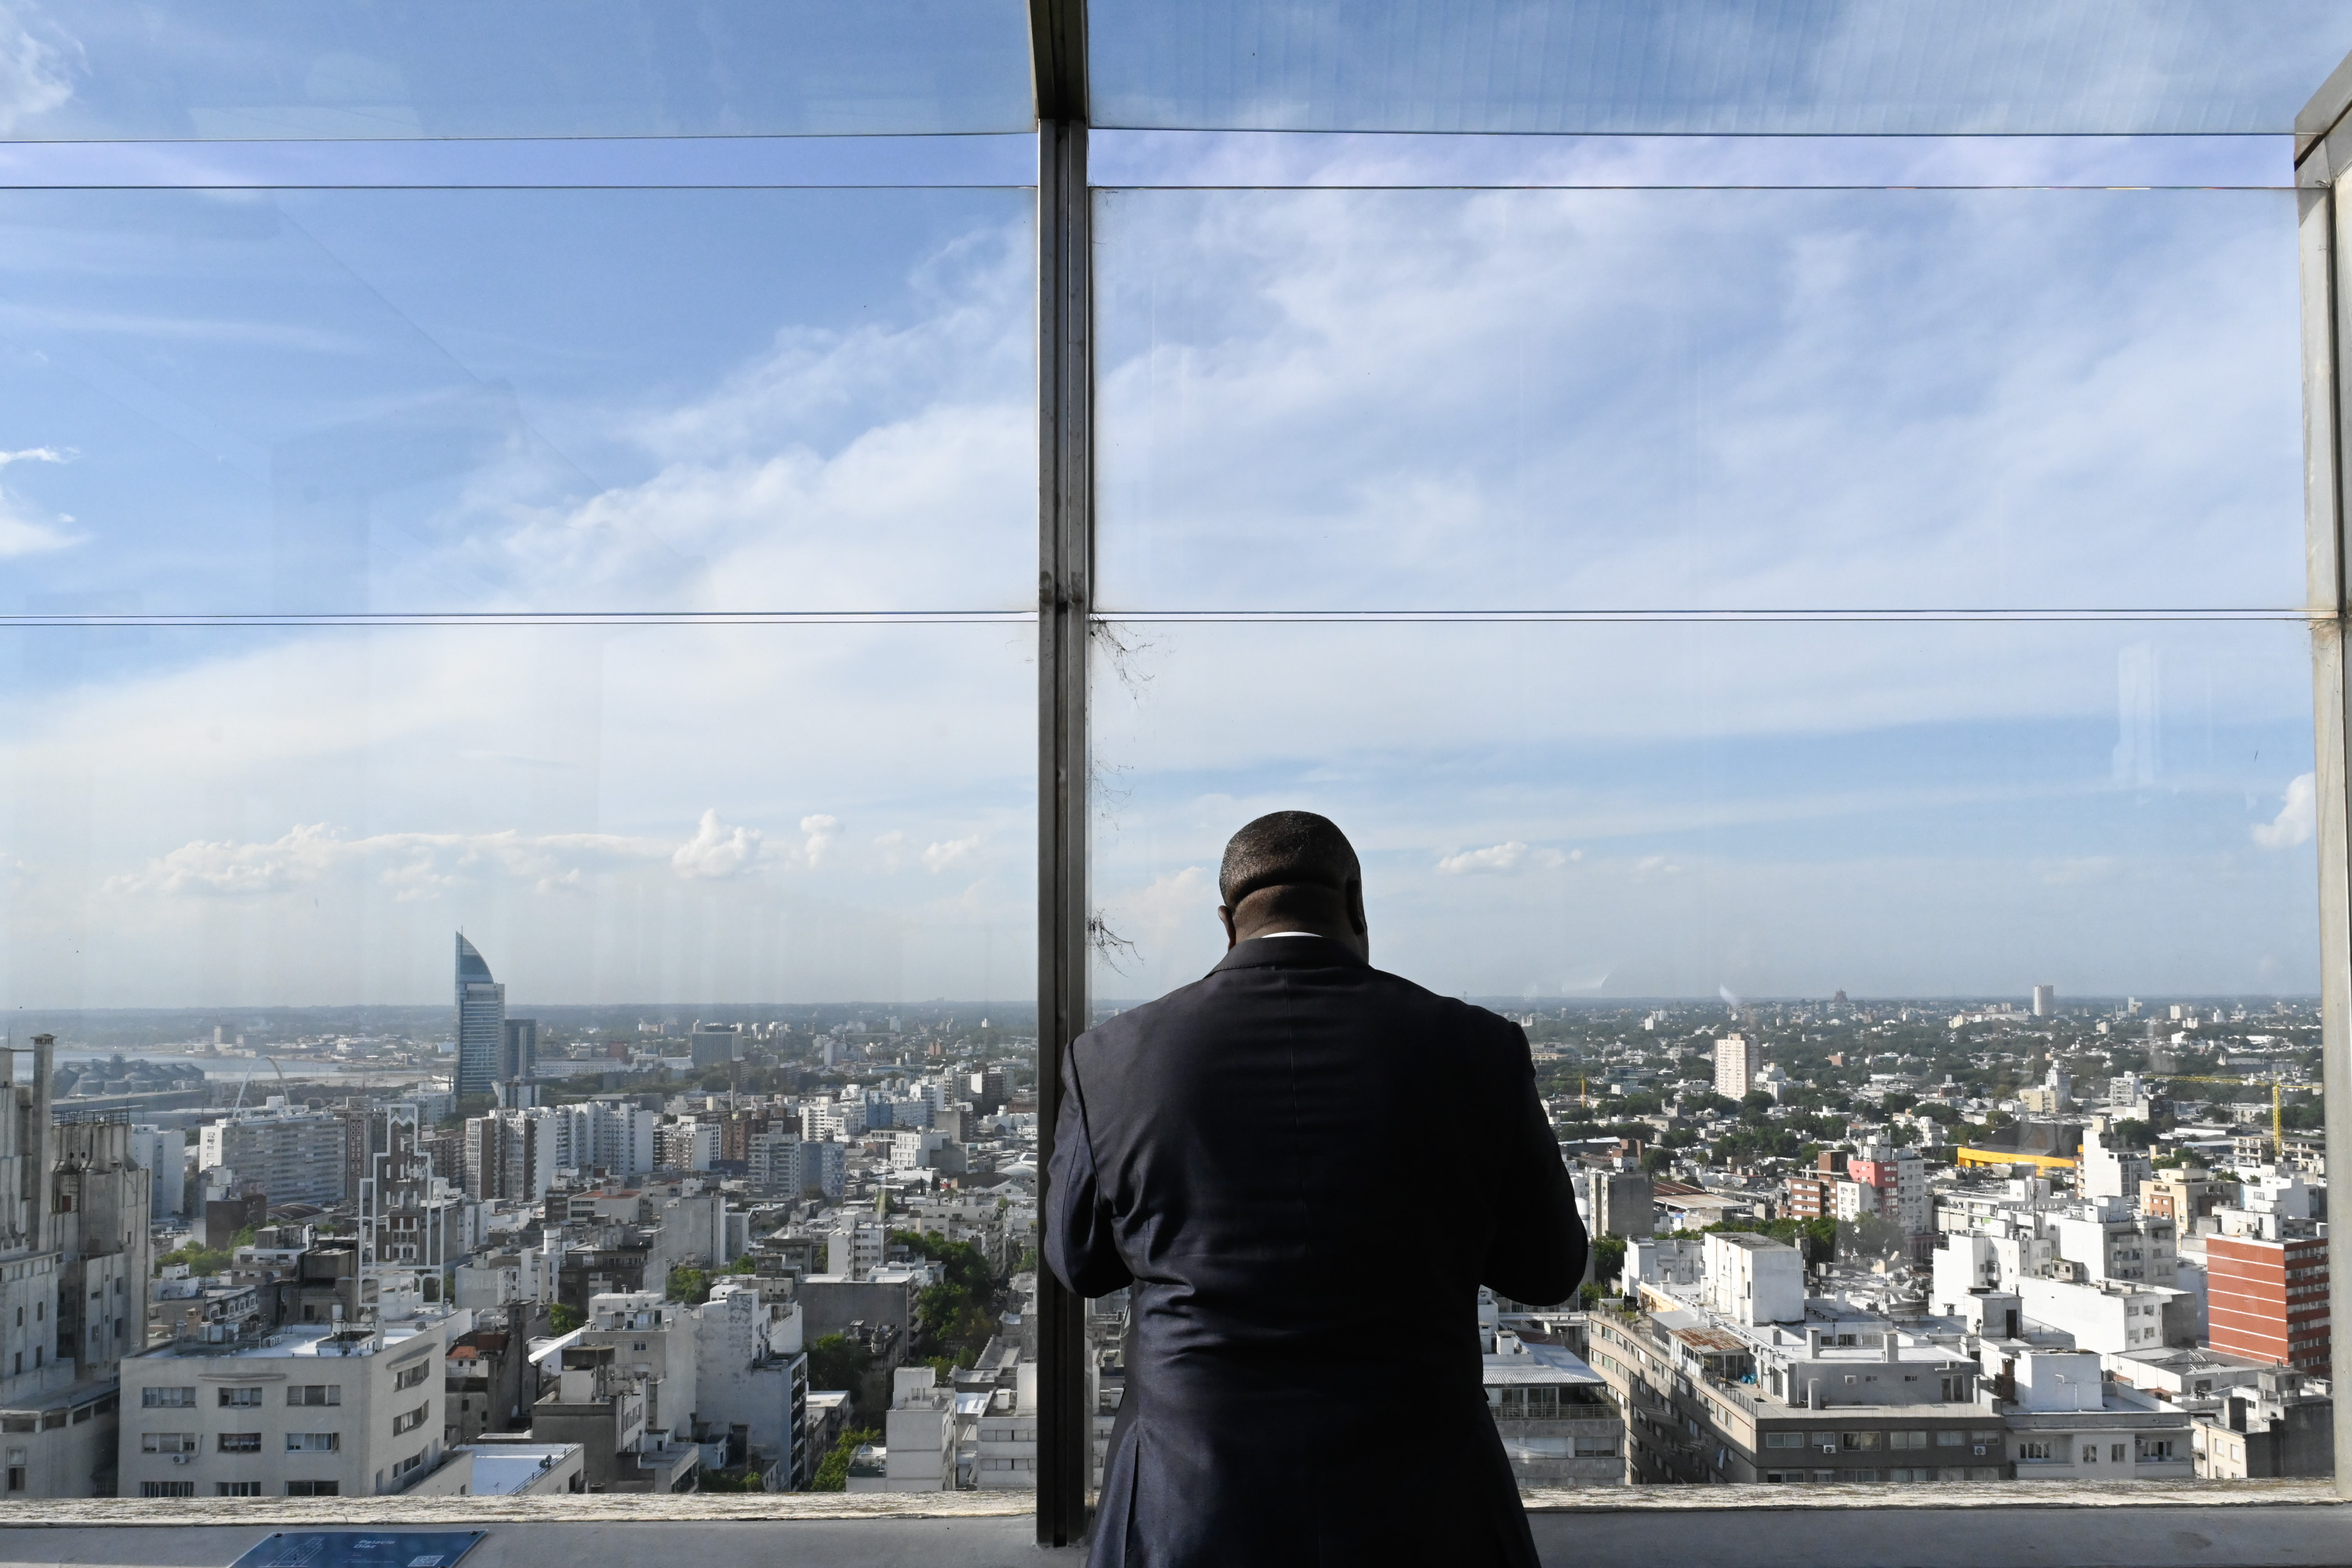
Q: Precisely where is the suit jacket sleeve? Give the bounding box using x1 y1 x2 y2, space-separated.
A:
1481 1025 1586 1306
1045 1040 1134 1299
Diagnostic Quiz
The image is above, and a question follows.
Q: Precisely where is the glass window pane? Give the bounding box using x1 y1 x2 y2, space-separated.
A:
1088 619 2314 1004
1096 187 2299 613
0 188 1034 615
2 622 1033 1007
2 2 1035 140
1091 1 2352 135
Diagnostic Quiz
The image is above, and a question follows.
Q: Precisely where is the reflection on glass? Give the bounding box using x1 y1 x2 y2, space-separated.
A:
1090 616 2325 1488
1089 619 2314 1000
0 0 1034 139
0 188 1035 615
0 622 1034 1005
1096 187 2301 612
9 617 1039 1497
1090 0 2352 135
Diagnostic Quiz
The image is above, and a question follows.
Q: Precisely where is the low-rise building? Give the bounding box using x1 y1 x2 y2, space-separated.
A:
118 1290 464 1498
2191 1368 2334 1479
1482 1323 1621 1486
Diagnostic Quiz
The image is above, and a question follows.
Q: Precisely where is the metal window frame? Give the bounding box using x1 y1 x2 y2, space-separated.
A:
2296 46 2352 1504
1032 0 1094 1546
1034 19 2352 1537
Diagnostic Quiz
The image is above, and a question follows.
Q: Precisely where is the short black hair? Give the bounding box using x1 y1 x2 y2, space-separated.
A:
1218 811 1360 909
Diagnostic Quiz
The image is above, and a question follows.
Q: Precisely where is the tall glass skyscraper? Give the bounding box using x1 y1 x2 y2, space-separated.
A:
455 933 506 1099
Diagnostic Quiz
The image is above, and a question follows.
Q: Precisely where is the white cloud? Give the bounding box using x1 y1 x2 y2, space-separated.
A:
1438 841 1529 874
0 9 72 136
799 814 842 866
2253 773 2317 850
0 445 82 557
108 823 668 901
1095 185 2298 615
0 500 82 557
922 834 982 874
670 809 763 879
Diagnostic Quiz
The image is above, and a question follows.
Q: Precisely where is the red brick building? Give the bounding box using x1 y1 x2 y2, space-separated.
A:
2206 1234 2330 1373
1783 1174 1830 1219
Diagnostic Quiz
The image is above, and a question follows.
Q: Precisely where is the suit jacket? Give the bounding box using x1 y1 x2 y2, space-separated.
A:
1046 935 1585 1568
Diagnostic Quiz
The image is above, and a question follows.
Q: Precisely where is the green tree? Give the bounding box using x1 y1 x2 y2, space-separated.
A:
549 1303 585 1334
156 1243 231 1276
666 1266 712 1305
891 1230 1002 1367
808 1332 872 1396
811 1427 879 1492
1589 1233 1628 1285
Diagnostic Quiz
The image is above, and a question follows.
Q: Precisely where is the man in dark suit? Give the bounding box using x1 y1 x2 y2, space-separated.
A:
1047 811 1585 1567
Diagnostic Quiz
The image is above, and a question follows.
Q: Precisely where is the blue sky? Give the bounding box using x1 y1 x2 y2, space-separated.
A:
0 3 2331 1008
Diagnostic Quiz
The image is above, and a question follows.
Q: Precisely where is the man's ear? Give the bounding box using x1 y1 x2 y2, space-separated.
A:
1347 879 1368 935
1218 904 1240 949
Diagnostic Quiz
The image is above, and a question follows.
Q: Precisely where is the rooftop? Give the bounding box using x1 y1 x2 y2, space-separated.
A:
141 1314 454 1362
463 1444 583 1497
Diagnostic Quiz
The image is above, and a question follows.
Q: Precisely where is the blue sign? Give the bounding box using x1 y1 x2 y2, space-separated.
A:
230 1533 488 1568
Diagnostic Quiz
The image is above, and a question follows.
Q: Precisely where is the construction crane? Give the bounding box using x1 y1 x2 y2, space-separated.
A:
2151 1070 2290 1160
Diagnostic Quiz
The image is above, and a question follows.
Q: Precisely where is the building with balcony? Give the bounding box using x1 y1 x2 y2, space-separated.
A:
2206 1234 2331 1374
118 1290 464 1499
0 1039 154 1498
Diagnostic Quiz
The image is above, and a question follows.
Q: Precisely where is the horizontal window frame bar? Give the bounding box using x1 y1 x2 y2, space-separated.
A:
0 611 1036 627
1088 608 2314 622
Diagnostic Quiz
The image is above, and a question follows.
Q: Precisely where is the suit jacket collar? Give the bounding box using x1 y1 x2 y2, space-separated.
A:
1210 934 1370 974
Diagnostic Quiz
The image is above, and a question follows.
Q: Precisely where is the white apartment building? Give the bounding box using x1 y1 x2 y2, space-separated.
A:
129 1127 186 1220
697 1280 810 1488
654 1122 719 1173
975 1360 1040 1490
2080 1122 2154 1203
577 1294 699 1446
2 1058 155 1498
1700 1232 1805 1326
2051 1200 2177 1287
570 1101 659 1180
198 1101 347 1207
827 1220 890 1280
1988 1347 2193 1483
2016 1277 2190 1356
872 1365 956 1492
118 1295 466 1498
1713 1034 1755 1100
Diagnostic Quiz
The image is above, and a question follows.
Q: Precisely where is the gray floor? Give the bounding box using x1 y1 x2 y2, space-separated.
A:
0 1523 1083 1568
4 1504 2347 1568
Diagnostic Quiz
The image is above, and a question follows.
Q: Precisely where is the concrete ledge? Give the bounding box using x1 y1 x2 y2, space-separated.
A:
0 1484 2343 1568
2 1478 2330 1526
0 1493 1036 1526
1520 1479 2342 1511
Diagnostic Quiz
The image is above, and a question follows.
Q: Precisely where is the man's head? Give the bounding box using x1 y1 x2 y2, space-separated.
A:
1217 811 1368 958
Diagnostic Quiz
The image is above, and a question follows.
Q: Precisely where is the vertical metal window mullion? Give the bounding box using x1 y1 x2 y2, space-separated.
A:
1033 0 1092 1546
2296 82 2352 1502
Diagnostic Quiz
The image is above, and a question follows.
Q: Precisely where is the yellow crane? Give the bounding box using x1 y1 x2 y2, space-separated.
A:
2151 1071 2289 1159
